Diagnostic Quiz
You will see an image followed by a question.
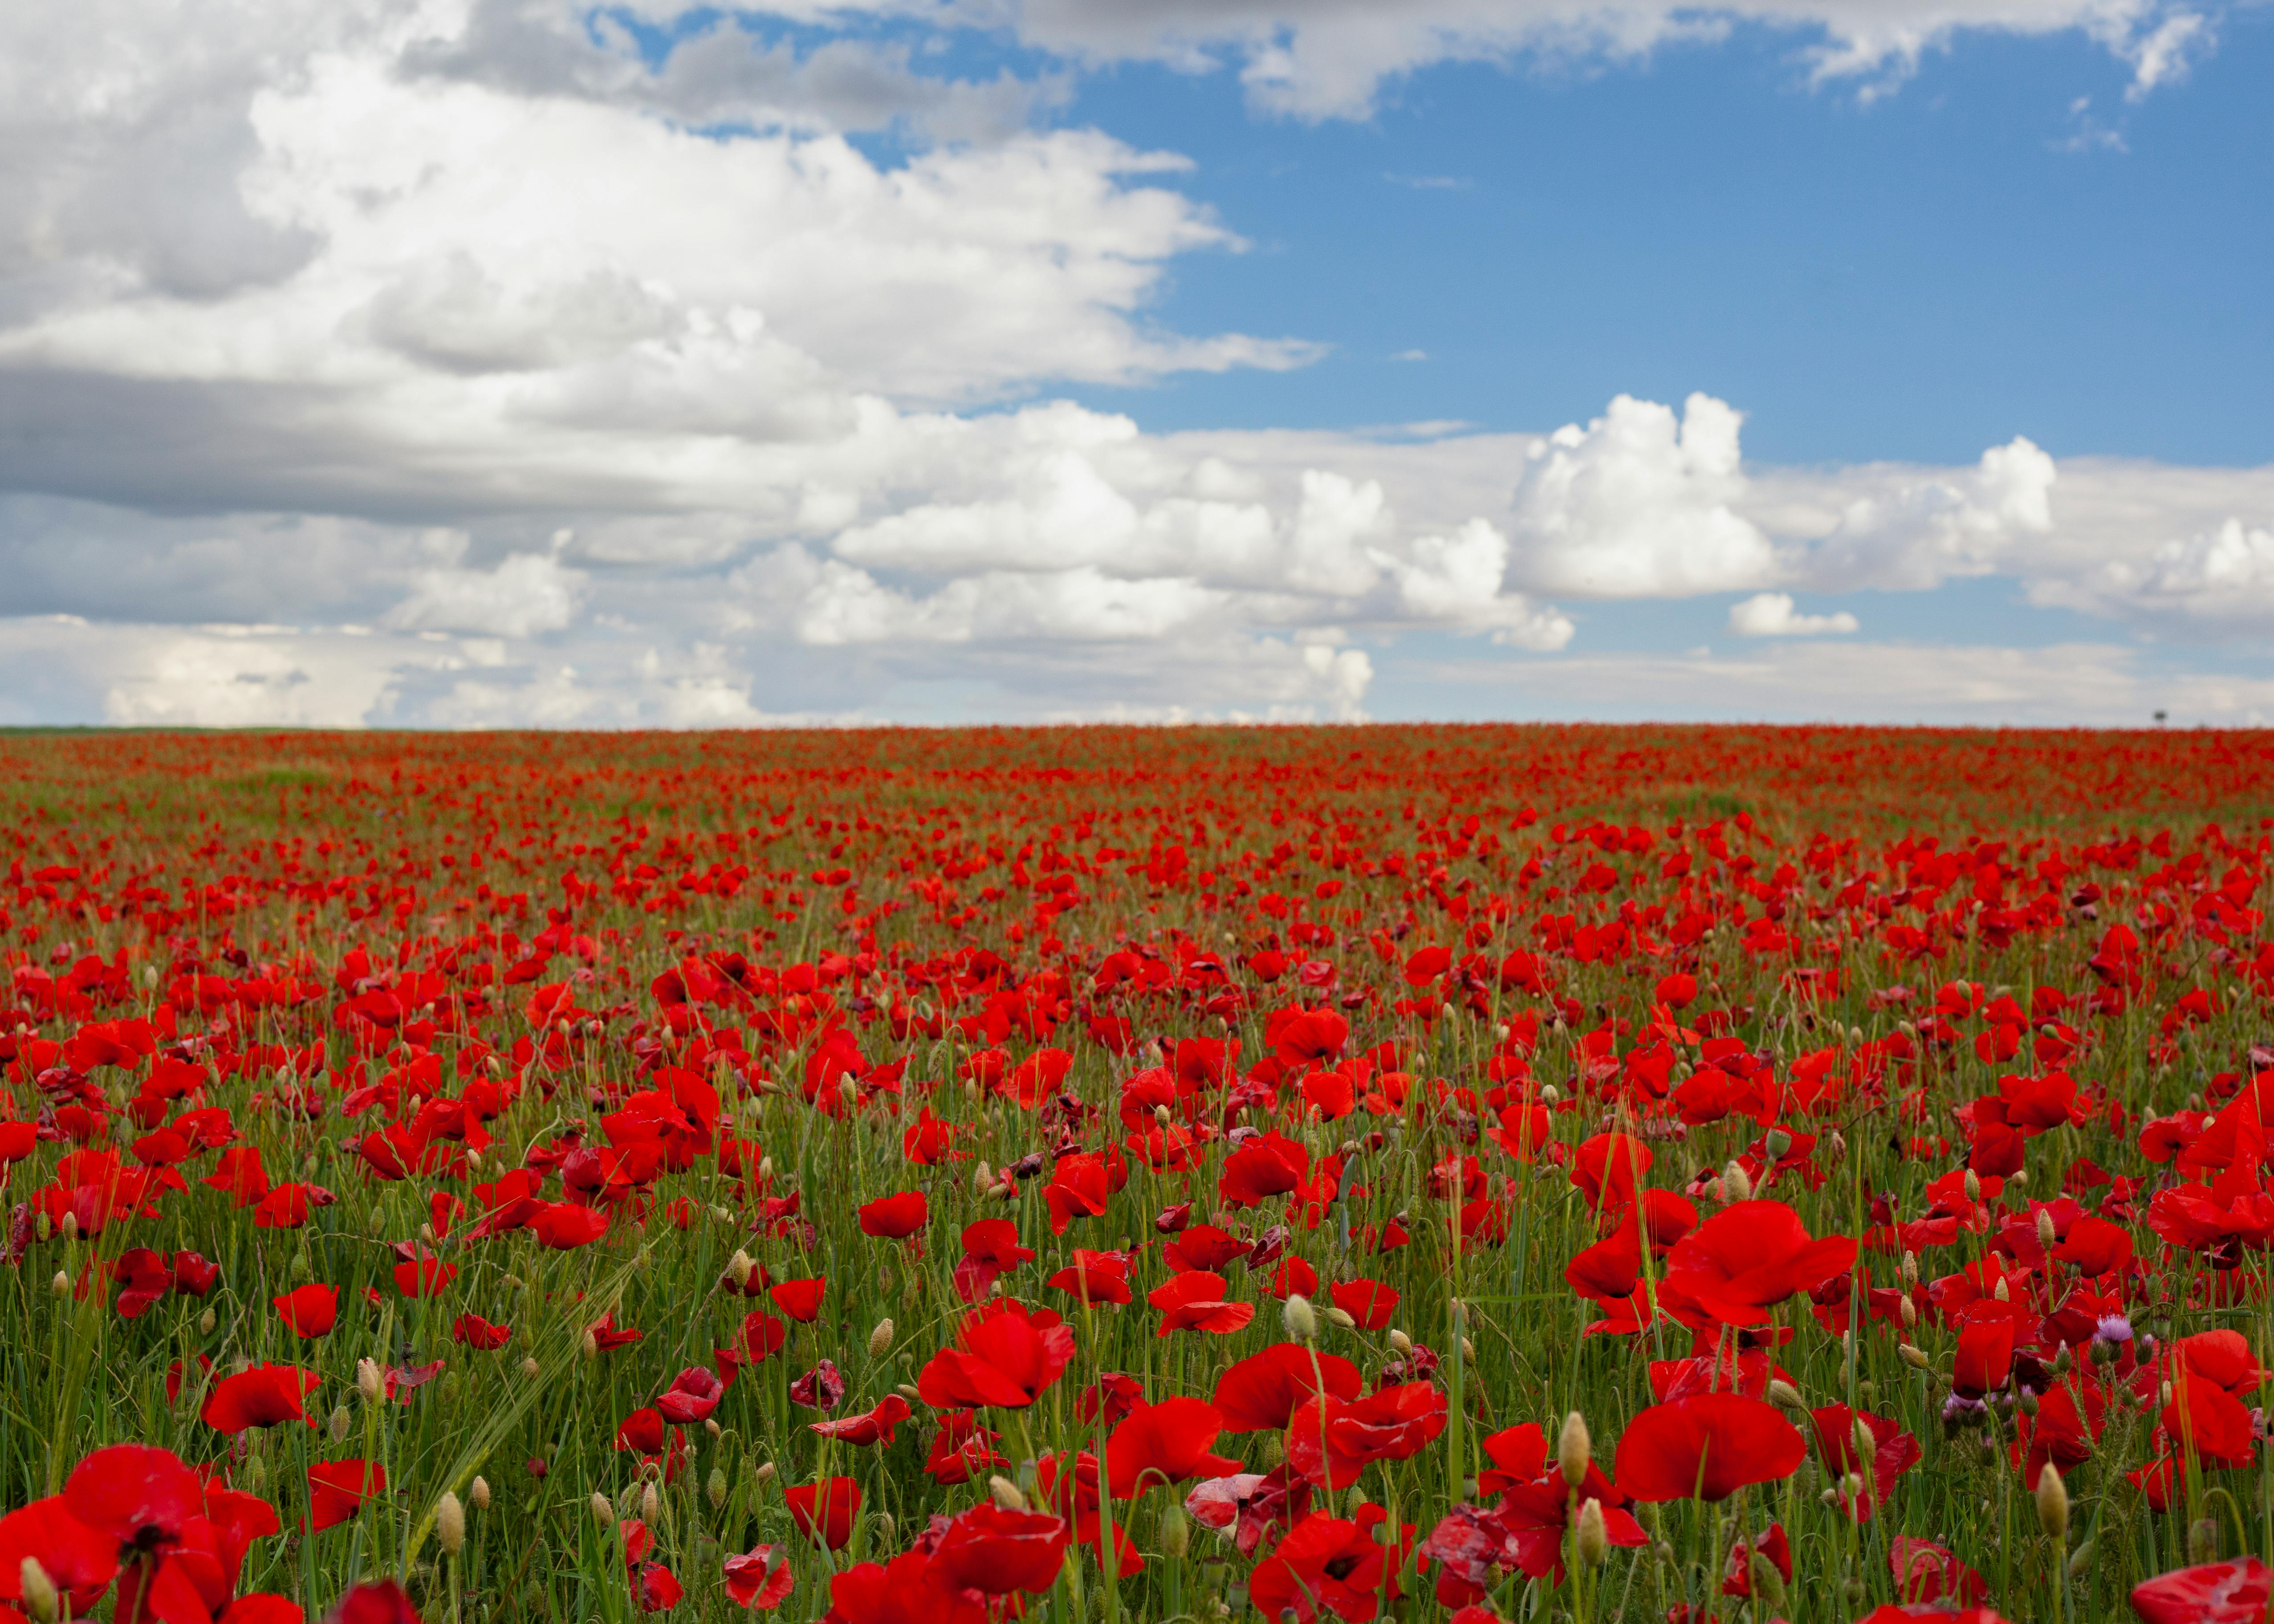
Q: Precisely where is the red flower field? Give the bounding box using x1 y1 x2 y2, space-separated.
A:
0 723 2271 1623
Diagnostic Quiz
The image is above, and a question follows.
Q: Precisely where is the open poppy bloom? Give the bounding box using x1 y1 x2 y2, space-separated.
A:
858 1190 928 1239
656 1365 726 1422
770 1278 826 1322
1047 1248 1135 1306
927 1505 1073 1595
2130 1557 2271 1624
785 1476 861 1551
307 1461 386 1532
1248 1511 1391 1623
1105 1397 1241 1498
1328 1279 1399 1330
1286 1382 1448 1490
1213 1343 1363 1433
530 1202 610 1249
811 1393 914 1446
1655 1200 1856 1328
203 1365 321 1432
916 1300 1076 1409
723 1544 797 1610
953 1219 1035 1302
820 1551 987 1624
452 1312 513 1349
273 1283 339 1338
1614 1393 1806 1502
1147 1270 1256 1337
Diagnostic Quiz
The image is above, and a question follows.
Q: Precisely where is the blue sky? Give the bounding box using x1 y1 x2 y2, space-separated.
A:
0 0 2268 728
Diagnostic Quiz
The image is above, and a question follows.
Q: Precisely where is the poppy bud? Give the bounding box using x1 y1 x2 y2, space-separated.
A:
989 1474 1029 1512
60 1213 78 1242
868 1319 895 1358
2190 1517 2218 1563
753 1460 777 1483
708 1467 728 1508
1749 1553 1787 1609
875 1512 895 1545
1900 1295 1917 1329
2035 1208 2057 1252
758 1155 775 1180
199 1305 217 1334
357 1358 383 1402
1898 1342 1930 1371
705 1417 722 1439
466 1147 484 1170
1963 1169 1981 1202
1155 1104 1172 1127
1387 1329 1413 1356
2067 1539 2095 1579
1282 1294 1318 1343
437 1491 466 1555
839 1077 858 1109
48 1271 67 1298
1574 1498 1608 1567
582 1329 600 1358
1841 1471 1865 1500
1325 1307 1357 1331
472 1475 491 1510
2033 1463 2067 1539
1853 1417 1876 1466
2009 1169 2028 1187
1901 1250 1920 1288
1720 1161 1751 1203
1767 1380 1806 1412
1260 1432 1285 1469
1159 1502 1189 1558
2018 1389 2039 1416
291 1248 313 1280
897 1382 923 1403
19 1558 58 1624
1824 1130 1847 1165
727 1249 755 1289
1557 1411 1591 1489
1993 1277 2010 1303
591 1492 615 1528
329 1405 351 1441
1460 1336 1476 1363
244 1454 266 1492
521 1355 541 1379
33 1214 50 1244
1539 1084 1561 1104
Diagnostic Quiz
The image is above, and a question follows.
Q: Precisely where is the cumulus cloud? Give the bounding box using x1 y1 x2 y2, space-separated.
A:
1727 592 1859 636
384 544 588 638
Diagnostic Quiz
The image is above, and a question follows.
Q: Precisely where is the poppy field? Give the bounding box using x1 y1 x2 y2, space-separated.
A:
6 723 2274 1624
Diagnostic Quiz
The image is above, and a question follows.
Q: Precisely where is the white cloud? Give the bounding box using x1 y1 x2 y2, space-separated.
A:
384 546 588 638
1507 393 1776 597
1728 591 1859 636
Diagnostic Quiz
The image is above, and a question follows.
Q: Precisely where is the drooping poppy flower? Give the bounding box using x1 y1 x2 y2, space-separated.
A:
172 1250 221 1295
1185 1466 1314 1557
1037 1243 1130 1303
1106 1397 1241 1499
770 1278 826 1322
723 1544 796 1610
811 1393 914 1446
1613 1393 1806 1502
657 1366 726 1423
785 1476 860 1551
923 1412 1009 1485
1212 1343 1363 1433
308 1461 386 1532
529 1202 610 1249
927 1505 1073 1596
916 1300 1076 1410
1656 1200 1856 1329
858 1190 928 1239
2130 1557 2272 1624
113 1247 176 1319
1147 1271 1255 1337
203 1364 321 1432
274 1283 339 1339
452 1312 513 1350
1286 1382 1448 1490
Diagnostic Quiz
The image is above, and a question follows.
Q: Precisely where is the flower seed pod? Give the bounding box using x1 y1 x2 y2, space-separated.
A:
1557 1411 1591 1489
989 1474 1029 1512
20 1557 59 1624
727 1249 755 1289
1281 1294 1318 1343
2034 1464 2067 1539
708 1466 728 1509
1574 1499 1608 1567
869 1319 895 1358
471 1475 491 1510
1720 1161 1752 1203
1762 1128 1792 1162
437 1491 465 1555
357 1358 383 1403
1158 1502 1189 1558
591 1491 615 1528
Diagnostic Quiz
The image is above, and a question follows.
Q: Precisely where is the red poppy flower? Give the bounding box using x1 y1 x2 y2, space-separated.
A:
274 1283 339 1339
1889 1536 1988 1607
1808 1405 1921 1520
858 1191 928 1239
635 1564 683 1612
718 1309 787 1377
785 1476 861 1551
1287 1382 1448 1490
916 1300 1076 1410
1248 1512 1387 1623
616 1409 667 1453
391 1245 457 1298
113 1246 175 1319
1212 1343 1363 1433
1147 1271 1255 1337
529 1202 610 1249
953 1219 1034 1302
1614 1393 1805 1502
1953 1313 2018 1396
821 1552 986 1624
203 1364 321 1432
326 1580 423 1624
308 1461 386 1531
1185 1466 1314 1557
1106 1397 1241 1499
1656 1201 1856 1328
1047 1249 1135 1306
1328 1279 1399 1330
791 1359 847 1413
657 1366 725 1423
811 1393 913 1446
1219 1133 1309 1208
723 1544 796 1610
172 1250 221 1295
452 1313 513 1350
770 1278 826 1321
927 1505 1072 1596
1721 1522 1791 1598
2130 1557 2271 1624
